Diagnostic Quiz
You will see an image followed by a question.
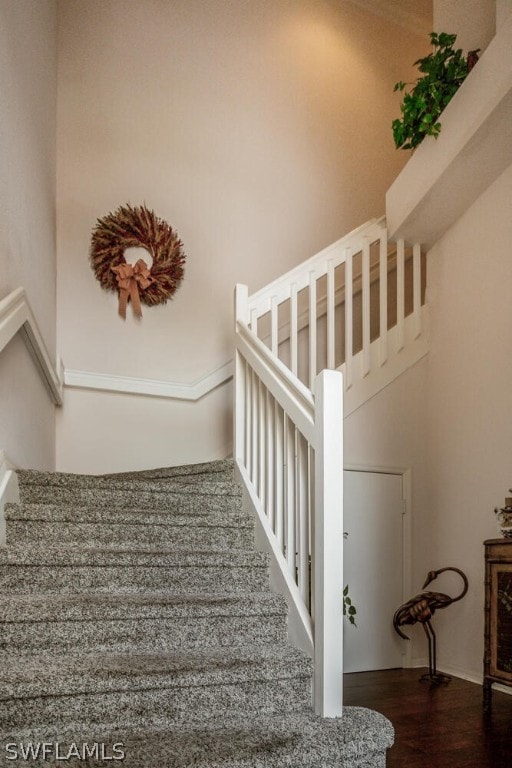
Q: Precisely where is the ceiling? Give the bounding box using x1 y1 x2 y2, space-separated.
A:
345 0 433 37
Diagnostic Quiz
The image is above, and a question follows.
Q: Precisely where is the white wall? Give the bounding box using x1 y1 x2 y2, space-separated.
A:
0 0 57 470
425 161 512 681
56 0 428 472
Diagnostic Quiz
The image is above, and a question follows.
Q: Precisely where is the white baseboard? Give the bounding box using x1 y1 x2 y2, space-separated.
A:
409 659 512 696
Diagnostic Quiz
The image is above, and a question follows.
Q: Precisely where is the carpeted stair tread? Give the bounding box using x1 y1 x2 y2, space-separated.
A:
1 591 287 623
6 523 252 551
17 472 241 497
0 544 267 567
0 709 393 767
17 485 243 513
5 503 254 549
16 458 235 486
6 502 251 525
0 592 288 655
2 457 393 767
0 646 312 700
0 547 269 596
102 457 234 480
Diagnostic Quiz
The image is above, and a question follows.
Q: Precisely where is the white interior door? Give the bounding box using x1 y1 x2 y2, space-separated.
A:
343 470 406 673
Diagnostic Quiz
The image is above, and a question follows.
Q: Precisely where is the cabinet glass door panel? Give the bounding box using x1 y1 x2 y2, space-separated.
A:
491 563 512 680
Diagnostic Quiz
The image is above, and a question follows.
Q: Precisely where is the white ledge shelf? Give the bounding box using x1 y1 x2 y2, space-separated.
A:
386 15 512 250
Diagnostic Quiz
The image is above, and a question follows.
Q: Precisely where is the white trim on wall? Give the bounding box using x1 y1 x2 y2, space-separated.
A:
0 287 62 405
64 361 233 401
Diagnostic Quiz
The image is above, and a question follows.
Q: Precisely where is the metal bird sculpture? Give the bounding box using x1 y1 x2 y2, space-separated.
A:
393 567 469 684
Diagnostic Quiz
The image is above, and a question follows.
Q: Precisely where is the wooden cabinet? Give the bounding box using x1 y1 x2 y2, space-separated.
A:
484 538 512 709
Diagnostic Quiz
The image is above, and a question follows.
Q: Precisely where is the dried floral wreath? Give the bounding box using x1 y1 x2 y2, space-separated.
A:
90 203 186 319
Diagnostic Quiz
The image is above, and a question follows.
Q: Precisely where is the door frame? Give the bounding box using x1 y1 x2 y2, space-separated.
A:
344 463 413 669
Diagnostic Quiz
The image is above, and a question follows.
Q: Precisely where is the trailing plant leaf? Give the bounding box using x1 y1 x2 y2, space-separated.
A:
343 533 357 626
392 32 479 150
343 584 357 627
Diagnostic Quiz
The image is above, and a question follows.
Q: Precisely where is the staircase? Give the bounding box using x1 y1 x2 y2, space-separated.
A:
0 459 393 766
233 217 426 715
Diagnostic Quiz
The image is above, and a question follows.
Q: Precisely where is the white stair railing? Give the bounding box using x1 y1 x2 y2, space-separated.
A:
233 216 425 718
235 284 344 717
245 217 425 408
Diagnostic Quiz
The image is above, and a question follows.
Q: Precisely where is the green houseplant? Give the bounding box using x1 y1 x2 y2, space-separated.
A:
343 584 357 626
392 32 479 150
343 532 357 626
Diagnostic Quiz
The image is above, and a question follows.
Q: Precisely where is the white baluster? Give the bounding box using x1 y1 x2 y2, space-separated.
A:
413 243 422 339
297 432 310 608
285 415 296 577
379 231 388 366
271 296 279 356
309 271 317 390
266 389 275 529
250 370 258 485
274 402 285 549
397 239 405 351
326 260 335 370
290 283 298 377
250 308 258 338
362 238 371 377
258 379 266 505
234 285 249 468
344 249 353 389
244 361 251 470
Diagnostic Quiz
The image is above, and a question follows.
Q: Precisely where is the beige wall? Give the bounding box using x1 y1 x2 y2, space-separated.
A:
434 0 496 52
497 0 512 29
56 383 233 474
425 161 512 681
56 0 427 471
0 0 57 469
346 152 512 681
344 356 430 666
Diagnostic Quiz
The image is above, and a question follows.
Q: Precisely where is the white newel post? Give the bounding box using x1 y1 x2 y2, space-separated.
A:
234 284 249 464
313 369 344 717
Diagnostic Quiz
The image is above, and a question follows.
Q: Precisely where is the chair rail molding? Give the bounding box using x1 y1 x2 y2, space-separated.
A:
64 361 234 401
0 287 62 405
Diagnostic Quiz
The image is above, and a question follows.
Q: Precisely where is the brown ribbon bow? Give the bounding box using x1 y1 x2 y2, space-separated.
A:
111 259 154 319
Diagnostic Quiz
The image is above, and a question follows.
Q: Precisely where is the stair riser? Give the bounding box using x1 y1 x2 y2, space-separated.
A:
2 677 312 730
19 487 242 512
0 565 268 595
6 520 254 550
1 615 288 653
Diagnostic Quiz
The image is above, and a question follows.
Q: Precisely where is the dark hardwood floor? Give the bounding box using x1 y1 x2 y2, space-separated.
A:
344 668 512 768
